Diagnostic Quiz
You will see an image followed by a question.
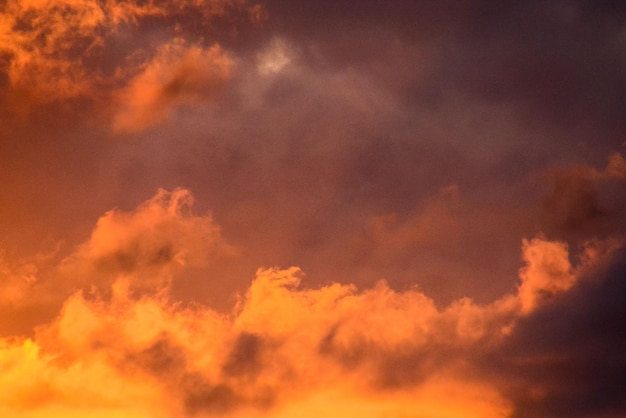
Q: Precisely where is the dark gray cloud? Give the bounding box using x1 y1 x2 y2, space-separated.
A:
261 0 626 141
494 250 626 417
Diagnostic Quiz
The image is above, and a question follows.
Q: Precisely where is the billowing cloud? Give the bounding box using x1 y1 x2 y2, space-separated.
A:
495 243 626 418
0 188 231 335
60 187 231 288
1 184 625 416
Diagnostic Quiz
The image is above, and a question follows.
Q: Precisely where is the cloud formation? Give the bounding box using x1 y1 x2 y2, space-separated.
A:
0 188 230 335
0 0 105 106
60 188 231 288
2 1 626 417
1 188 625 417
0 0 257 118
113 39 233 132
542 153 626 238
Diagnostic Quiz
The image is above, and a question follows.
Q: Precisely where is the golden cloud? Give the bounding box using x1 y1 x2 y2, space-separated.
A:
0 188 231 335
59 187 233 292
0 0 256 121
1 188 622 416
0 0 104 108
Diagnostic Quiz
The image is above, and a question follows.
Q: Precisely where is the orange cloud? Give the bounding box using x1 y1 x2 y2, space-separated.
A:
0 188 230 335
0 338 168 418
1 264 518 417
0 0 256 119
60 187 232 292
0 251 39 306
0 187 623 417
112 39 233 132
105 0 258 25
517 238 575 313
0 0 105 108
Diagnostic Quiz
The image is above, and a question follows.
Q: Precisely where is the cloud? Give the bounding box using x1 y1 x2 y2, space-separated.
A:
0 188 231 336
257 38 293 75
260 0 626 157
0 0 258 118
0 265 515 417
0 0 105 109
542 153 626 238
517 238 575 313
60 187 232 292
494 244 626 417
1 189 624 417
0 251 39 306
113 39 233 132
2 2 626 416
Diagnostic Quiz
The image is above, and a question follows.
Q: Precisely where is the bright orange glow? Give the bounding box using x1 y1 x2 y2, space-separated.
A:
1 188 620 416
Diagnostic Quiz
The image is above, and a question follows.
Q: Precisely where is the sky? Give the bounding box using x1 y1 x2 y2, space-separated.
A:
0 0 626 417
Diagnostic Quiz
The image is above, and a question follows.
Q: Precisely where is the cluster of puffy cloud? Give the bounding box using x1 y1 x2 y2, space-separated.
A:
0 0 259 125
0 188 230 335
59 188 232 289
1 187 625 417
